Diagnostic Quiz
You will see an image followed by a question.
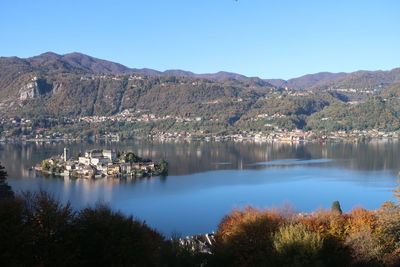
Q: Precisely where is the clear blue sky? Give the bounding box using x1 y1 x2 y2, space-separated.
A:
1 0 399 79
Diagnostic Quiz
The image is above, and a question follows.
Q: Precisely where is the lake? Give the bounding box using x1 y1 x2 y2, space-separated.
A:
1 139 399 236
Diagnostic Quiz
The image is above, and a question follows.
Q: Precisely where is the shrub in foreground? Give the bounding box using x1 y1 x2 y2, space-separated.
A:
0 192 168 267
273 223 324 266
3 190 400 266
212 205 400 266
71 205 167 266
212 206 284 266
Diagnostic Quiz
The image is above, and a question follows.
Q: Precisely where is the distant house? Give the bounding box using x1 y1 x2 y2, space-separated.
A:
75 165 97 177
84 165 97 177
140 165 149 171
85 150 103 158
132 163 141 169
147 163 155 169
78 157 91 165
120 164 132 173
65 161 75 170
90 157 111 165
95 163 108 172
107 165 120 176
103 150 117 160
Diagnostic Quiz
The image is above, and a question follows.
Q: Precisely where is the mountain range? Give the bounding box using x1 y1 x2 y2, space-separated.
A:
25 52 248 80
2 51 400 134
3 51 400 90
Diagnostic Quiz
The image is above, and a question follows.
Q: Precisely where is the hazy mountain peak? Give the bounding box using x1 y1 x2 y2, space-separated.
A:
163 69 196 76
30 51 62 61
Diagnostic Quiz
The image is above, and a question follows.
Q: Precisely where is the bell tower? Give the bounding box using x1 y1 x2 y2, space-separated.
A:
63 147 69 161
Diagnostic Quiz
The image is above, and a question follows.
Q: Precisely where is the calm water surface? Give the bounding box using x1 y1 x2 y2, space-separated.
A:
1 140 399 236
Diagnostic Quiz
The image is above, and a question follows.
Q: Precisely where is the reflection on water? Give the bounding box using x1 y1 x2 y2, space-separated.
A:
247 158 334 166
1 140 400 236
1 139 400 178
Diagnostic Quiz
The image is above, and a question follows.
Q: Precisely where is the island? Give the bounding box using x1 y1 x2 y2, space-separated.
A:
35 148 168 178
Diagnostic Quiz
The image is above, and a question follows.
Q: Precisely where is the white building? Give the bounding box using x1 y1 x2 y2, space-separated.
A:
79 149 116 165
103 150 117 160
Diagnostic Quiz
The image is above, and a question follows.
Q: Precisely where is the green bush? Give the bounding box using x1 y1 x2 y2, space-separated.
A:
273 223 324 266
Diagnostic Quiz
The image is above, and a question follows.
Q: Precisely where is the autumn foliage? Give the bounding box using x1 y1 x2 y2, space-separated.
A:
213 204 400 267
2 189 400 266
213 207 284 266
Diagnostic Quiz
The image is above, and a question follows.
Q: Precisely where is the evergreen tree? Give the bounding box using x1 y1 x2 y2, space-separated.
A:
331 200 343 214
0 162 13 199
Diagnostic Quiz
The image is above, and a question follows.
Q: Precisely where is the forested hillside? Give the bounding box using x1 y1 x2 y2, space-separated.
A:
1 52 400 137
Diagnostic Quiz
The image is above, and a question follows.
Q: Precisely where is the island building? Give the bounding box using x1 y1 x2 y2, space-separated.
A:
78 149 116 165
63 147 69 162
37 148 159 178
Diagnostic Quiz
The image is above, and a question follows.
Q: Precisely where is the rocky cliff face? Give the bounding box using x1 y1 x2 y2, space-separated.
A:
20 77 40 100
19 76 52 100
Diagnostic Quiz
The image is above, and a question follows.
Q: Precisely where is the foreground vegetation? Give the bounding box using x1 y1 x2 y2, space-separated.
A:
1 162 400 266
213 204 400 266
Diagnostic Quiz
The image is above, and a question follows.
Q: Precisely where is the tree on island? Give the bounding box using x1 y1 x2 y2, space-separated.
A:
126 152 140 163
0 162 13 199
156 159 169 176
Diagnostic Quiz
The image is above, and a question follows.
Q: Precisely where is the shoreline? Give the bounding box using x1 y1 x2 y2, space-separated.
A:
1 134 399 144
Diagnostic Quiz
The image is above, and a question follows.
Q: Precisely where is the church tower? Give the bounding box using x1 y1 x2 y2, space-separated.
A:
63 147 69 161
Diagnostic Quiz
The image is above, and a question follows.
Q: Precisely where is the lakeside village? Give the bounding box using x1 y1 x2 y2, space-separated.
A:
2 113 400 143
34 148 168 178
